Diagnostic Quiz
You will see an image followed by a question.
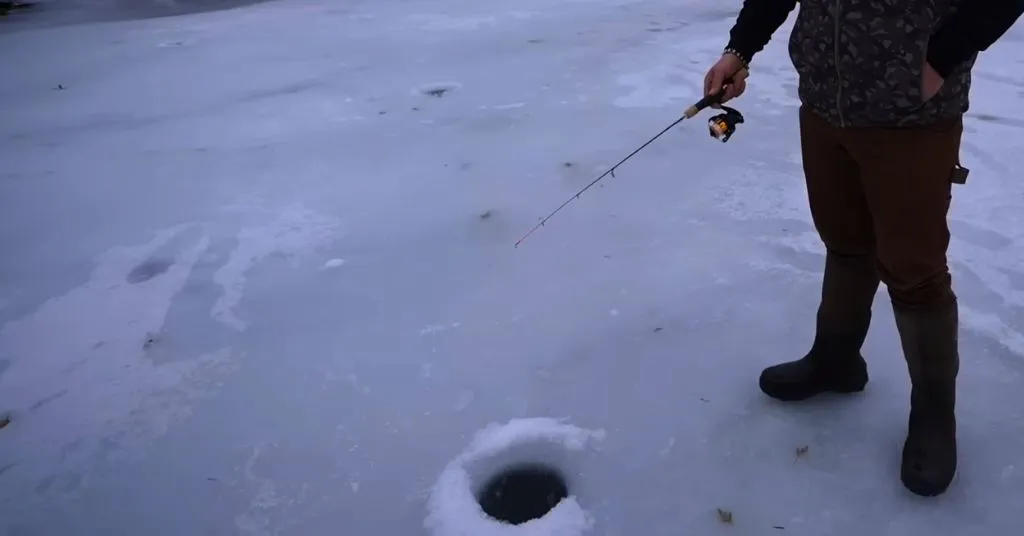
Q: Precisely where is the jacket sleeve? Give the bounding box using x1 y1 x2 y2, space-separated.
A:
725 0 799 65
927 0 1024 78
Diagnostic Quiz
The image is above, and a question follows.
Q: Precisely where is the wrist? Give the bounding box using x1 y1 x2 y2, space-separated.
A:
723 47 751 69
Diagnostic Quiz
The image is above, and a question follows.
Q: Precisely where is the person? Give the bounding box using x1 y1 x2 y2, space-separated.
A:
704 0 1024 497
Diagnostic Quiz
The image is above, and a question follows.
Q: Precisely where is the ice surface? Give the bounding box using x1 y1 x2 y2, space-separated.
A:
322 258 345 269
1 0 1024 535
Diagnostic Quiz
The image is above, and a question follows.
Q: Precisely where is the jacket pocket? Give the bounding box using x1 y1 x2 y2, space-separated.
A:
882 36 928 109
919 37 943 104
863 3 930 105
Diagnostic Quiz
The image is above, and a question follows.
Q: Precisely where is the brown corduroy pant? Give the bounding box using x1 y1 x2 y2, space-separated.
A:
798 106 963 325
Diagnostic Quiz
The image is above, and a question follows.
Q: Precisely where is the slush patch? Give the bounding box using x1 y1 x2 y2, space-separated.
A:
127 257 174 284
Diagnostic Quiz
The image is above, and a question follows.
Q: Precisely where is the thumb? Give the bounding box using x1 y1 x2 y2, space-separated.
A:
705 68 725 98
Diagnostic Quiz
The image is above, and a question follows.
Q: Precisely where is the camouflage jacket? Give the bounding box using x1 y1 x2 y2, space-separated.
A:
725 0 1024 128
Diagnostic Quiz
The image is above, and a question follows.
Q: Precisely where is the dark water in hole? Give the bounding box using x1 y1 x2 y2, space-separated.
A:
477 463 569 525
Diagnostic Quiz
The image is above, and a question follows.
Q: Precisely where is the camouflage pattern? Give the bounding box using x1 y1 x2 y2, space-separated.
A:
789 0 975 127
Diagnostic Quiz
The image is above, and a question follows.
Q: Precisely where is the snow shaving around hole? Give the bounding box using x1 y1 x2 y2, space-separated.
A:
425 417 606 536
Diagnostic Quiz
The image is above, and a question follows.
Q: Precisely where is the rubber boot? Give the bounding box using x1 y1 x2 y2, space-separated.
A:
759 251 880 401
894 302 959 497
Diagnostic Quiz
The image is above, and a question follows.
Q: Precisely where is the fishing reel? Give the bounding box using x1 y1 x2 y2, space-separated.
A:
708 106 744 143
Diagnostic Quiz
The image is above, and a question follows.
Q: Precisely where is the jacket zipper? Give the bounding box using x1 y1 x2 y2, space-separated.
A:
834 0 845 126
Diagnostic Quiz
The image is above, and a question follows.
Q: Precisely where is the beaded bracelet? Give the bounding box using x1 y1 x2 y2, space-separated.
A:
723 47 751 69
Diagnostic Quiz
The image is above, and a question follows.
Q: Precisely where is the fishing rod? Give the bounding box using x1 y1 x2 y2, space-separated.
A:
513 78 746 248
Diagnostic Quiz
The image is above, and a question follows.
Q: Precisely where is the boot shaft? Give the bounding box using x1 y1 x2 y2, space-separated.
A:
893 301 959 390
817 250 880 337
894 301 959 497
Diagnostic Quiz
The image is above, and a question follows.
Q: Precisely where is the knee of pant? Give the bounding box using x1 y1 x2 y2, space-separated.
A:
824 246 876 267
815 216 875 258
884 269 955 311
822 238 875 259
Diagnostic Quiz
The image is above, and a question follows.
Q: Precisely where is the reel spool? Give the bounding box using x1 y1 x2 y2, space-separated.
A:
708 106 745 142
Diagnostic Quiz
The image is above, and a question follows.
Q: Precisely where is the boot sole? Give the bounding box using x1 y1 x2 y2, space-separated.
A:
760 382 867 402
901 442 957 497
902 469 956 497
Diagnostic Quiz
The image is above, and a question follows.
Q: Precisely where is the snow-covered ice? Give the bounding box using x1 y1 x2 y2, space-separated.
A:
322 258 345 269
2 0 1024 534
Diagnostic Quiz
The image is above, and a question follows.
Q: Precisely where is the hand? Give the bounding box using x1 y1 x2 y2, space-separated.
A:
703 53 749 106
922 62 944 101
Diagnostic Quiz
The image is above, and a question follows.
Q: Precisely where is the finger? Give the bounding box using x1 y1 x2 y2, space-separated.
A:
724 76 748 102
732 67 749 83
721 77 739 102
713 73 734 107
704 70 713 97
718 69 745 94
707 70 725 98
732 79 747 99
720 84 736 104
